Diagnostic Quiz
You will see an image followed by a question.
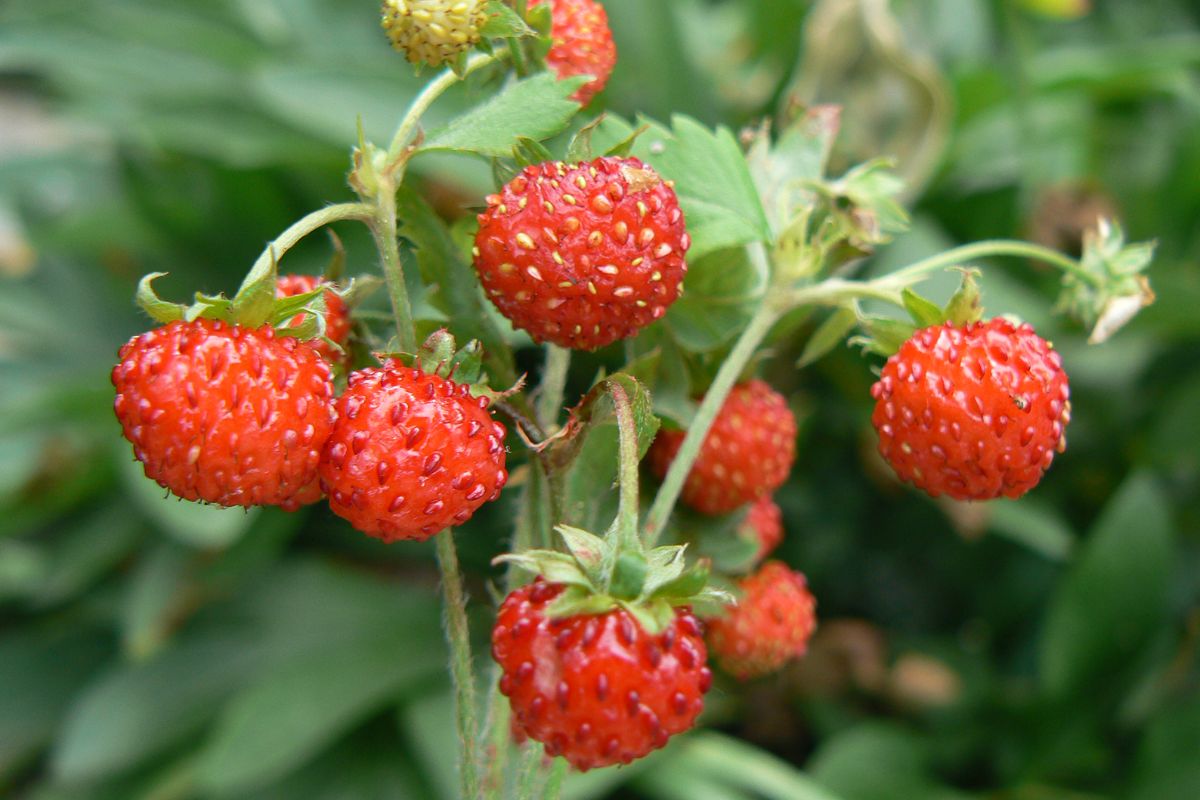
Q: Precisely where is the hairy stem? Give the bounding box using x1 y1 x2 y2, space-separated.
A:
881 239 1096 288
515 745 544 800
535 344 572 433
643 301 782 546
245 202 373 287
610 382 643 555
435 530 481 800
370 178 417 353
387 51 504 164
543 758 568 800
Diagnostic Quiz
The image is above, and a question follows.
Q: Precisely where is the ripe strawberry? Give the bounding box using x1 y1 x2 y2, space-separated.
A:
533 0 618 105
649 380 797 515
380 0 487 67
112 319 334 510
870 319 1070 501
742 495 783 562
318 361 507 541
706 561 817 680
275 274 352 366
473 156 689 350
493 580 711 770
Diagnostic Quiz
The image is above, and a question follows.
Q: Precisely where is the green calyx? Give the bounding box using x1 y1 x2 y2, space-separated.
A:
378 328 522 403
850 268 984 358
136 250 329 336
495 525 732 635
1057 218 1156 344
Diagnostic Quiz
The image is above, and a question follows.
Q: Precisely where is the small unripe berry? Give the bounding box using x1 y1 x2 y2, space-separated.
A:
381 0 487 67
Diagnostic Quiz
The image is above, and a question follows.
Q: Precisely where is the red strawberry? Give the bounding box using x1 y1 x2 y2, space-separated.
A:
275 274 352 365
706 560 816 680
870 319 1070 500
742 495 783 562
112 319 334 510
318 361 507 541
533 0 617 105
473 156 689 350
493 580 711 770
648 380 797 515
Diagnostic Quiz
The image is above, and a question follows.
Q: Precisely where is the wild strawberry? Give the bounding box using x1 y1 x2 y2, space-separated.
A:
473 157 689 351
648 380 797 515
318 361 507 541
706 561 817 680
870 319 1070 501
380 0 487 67
493 580 711 771
742 495 783 562
533 0 618 105
112 319 334 510
275 274 352 366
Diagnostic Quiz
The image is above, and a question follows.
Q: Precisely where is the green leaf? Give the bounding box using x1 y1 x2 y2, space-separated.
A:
798 307 857 367
197 624 442 796
480 0 536 38
809 723 969 800
0 626 111 780
53 631 258 783
1039 472 1172 697
628 115 771 260
636 731 842 800
421 72 586 158
987 498 1075 561
117 446 259 550
120 542 191 661
665 247 765 352
746 106 841 234
1128 696 1200 800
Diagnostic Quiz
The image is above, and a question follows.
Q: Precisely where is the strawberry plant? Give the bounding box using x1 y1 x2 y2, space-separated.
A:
3 2 1197 800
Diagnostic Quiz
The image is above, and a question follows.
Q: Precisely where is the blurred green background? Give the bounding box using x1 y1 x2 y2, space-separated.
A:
2 0 1198 798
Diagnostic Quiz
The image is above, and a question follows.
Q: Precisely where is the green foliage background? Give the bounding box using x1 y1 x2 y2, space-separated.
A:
1 0 1198 798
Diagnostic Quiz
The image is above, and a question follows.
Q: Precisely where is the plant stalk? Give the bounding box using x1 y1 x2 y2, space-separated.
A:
643 300 783 546
370 177 418 353
610 382 643 556
535 344 571 433
245 202 373 288
881 239 1097 288
387 51 504 164
434 530 482 800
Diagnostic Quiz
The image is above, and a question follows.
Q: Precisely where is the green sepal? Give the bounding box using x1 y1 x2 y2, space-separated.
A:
269 286 326 329
689 586 738 619
449 50 470 79
448 340 485 386
853 315 917 358
481 0 536 38
555 524 608 579
609 550 648 600
544 586 618 619
603 123 649 159
1057 218 1156 343
619 599 676 636
340 275 383 308
797 306 857 367
416 328 458 374
513 137 554 167
525 2 553 35
643 545 688 595
185 294 232 322
944 268 984 326
650 558 711 602
135 273 186 324
492 157 522 187
230 247 280 328
492 552 595 590
902 288 945 328
322 230 346 282
566 115 606 164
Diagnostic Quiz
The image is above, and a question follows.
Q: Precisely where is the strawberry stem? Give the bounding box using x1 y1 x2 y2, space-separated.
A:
386 50 506 167
434 529 483 800
610 382 644 557
643 300 783 546
535 343 571 433
370 177 418 354
881 239 1100 289
246 202 373 285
